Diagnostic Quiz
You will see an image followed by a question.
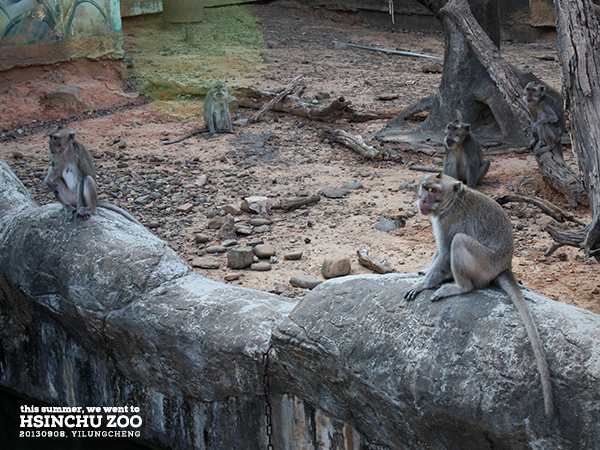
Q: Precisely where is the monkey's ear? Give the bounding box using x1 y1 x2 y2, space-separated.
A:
538 84 546 94
452 180 463 193
68 131 76 141
463 123 471 132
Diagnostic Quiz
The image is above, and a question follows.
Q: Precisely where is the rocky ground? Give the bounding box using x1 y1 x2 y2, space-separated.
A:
0 0 598 313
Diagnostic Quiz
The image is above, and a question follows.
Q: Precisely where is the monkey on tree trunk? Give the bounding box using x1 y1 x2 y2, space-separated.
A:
405 173 554 419
44 125 141 225
443 120 490 188
522 81 564 158
164 82 234 145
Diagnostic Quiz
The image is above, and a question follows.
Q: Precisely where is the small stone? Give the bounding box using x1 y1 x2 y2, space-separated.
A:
375 219 397 233
206 245 227 254
217 215 237 241
207 217 224 229
248 238 265 247
315 91 331 101
224 273 241 282
176 203 194 213
422 61 443 73
191 256 220 269
251 262 272 271
221 239 238 247
322 255 351 279
376 92 399 101
289 275 322 289
224 204 243 216
267 281 288 294
284 251 303 260
322 186 349 199
254 225 271 234
236 226 253 236
194 233 210 244
254 244 276 259
148 221 160 229
343 182 363 190
270 256 278 264
227 247 254 269
250 217 271 226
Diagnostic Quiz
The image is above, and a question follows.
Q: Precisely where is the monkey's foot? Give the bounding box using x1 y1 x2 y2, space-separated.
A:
431 284 472 302
405 283 426 301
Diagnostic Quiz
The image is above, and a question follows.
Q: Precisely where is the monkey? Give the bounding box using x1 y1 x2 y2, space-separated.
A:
442 120 490 189
404 173 554 419
164 82 234 145
44 125 141 225
522 81 564 158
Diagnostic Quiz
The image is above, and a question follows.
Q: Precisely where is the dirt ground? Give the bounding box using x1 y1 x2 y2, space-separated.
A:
1 0 598 313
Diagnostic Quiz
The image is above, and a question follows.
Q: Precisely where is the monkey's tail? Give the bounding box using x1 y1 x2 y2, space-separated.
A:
497 270 554 420
163 128 208 145
98 201 143 227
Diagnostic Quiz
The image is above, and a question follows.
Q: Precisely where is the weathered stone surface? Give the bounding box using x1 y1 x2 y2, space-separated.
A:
227 247 254 269
321 254 351 279
321 186 349 199
274 273 600 449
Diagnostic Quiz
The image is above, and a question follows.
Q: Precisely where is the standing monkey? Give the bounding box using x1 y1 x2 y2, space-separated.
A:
164 82 234 145
522 81 564 158
405 173 554 419
44 125 140 225
443 120 490 188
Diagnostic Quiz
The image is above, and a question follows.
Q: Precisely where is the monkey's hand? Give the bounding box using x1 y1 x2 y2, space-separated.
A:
405 282 426 301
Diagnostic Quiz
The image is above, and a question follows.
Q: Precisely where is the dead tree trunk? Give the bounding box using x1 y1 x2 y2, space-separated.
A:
438 0 587 205
549 0 600 257
378 0 529 148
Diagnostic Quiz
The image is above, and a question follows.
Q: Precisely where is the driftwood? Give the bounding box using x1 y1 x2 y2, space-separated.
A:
545 224 600 261
322 127 383 160
496 193 585 226
439 0 587 206
237 88 396 123
241 195 320 218
357 248 395 274
275 195 321 211
250 75 304 123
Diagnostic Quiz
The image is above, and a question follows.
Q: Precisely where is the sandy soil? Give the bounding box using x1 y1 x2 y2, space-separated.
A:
1 0 598 313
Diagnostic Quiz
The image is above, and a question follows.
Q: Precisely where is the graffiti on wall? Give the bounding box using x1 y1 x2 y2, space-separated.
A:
0 0 119 46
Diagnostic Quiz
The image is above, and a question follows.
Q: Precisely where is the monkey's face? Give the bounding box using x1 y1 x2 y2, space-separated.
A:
444 122 467 149
523 82 544 105
417 183 441 216
417 174 463 216
48 133 67 155
211 83 228 99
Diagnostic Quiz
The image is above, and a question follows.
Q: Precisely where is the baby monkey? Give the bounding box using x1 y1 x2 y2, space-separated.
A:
44 125 140 224
522 81 564 158
164 82 234 145
405 173 554 419
443 120 490 188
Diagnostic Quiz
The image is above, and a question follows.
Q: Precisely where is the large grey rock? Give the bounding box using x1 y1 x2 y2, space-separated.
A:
274 274 600 449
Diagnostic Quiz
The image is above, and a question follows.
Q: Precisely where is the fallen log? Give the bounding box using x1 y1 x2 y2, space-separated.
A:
496 193 585 226
237 88 396 123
